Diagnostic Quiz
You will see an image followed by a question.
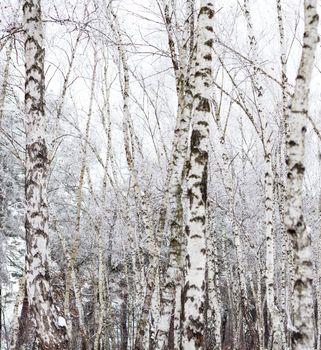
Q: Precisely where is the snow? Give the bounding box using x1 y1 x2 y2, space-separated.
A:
58 316 67 328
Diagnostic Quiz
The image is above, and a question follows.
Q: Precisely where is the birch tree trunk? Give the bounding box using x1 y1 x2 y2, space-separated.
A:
276 3 293 344
155 1 195 348
10 276 25 350
21 0 68 348
108 10 159 349
207 217 222 350
63 49 97 350
242 1 283 347
182 2 214 348
284 1 319 348
93 55 112 350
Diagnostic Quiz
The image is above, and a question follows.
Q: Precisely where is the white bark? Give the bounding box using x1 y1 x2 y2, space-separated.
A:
9 276 25 350
317 192 321 350
23 0 68 348
182 2 214 348
284 1 319 349
155 1 195 348
243 0 283 346
64 49 97 349
207 218 222 350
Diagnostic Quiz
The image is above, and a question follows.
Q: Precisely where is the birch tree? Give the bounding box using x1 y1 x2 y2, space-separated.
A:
284 0 319 349
155 1 195 348
242 0 284 346
182 1 214 348
2 0 321 349
19 0 68 348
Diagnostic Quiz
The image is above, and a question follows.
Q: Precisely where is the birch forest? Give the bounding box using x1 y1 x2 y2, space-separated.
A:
1 0 321 349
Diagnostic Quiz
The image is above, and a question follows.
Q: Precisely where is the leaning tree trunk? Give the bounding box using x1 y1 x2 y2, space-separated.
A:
182 2 214 349
19 0 69 349
284 1 319 349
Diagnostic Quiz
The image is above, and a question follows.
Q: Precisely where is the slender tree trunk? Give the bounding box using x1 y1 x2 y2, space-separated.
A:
316 191 321 350
10 277 25 350
243 0 285 346
207 217 222 350
0 38 12 350
155 2 195 348
93 56 112 350
276 3 292 345
64 51 97 350
284 1 319 349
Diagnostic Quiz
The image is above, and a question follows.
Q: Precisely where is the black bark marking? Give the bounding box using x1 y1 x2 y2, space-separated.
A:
199 5 214 19
292 162 305 175
204 39 213 47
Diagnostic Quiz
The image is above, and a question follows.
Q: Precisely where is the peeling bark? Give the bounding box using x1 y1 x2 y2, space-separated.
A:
20 1 68 348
